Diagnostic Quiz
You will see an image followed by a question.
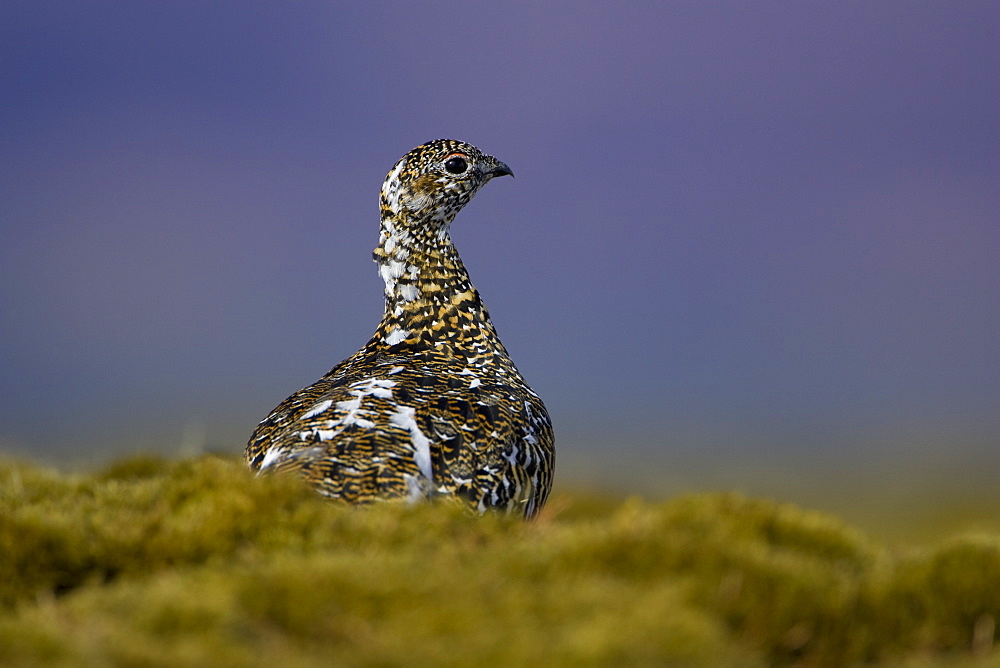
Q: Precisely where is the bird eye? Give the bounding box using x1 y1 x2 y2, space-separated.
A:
443 155 468 174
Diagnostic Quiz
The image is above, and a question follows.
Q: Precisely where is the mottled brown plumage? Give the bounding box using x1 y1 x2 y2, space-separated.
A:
246 139 554 517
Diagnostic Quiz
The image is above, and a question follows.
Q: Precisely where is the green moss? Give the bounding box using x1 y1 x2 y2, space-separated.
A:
0 455 998 665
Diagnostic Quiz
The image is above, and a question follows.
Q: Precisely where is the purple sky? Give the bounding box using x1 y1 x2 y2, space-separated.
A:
2 2 998 483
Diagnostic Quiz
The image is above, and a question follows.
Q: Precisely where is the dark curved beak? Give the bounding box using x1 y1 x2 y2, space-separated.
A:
489 160 514 179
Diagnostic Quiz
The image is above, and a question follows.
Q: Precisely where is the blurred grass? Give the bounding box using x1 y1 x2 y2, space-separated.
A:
1 455 998 666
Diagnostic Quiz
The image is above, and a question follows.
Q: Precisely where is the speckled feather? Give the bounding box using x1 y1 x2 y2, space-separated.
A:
246 140 554 517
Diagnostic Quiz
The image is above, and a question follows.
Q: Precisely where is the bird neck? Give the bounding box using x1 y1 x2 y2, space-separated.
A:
369 213 502 353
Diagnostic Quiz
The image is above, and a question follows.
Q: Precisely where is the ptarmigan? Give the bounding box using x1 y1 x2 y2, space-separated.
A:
246 139 554 517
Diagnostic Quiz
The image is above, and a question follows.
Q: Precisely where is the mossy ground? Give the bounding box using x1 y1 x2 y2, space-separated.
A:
1 455 998 666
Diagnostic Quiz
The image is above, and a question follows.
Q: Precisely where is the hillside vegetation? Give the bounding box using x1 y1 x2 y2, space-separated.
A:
1 455 998 666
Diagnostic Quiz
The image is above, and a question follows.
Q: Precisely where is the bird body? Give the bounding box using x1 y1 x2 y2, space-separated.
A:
246 140 554 517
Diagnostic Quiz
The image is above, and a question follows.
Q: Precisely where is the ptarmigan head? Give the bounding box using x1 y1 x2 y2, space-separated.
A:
379 139 513 226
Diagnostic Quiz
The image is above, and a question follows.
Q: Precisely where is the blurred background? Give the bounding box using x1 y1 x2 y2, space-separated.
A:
2 2 997 535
